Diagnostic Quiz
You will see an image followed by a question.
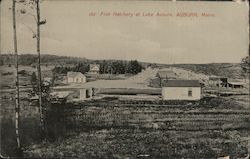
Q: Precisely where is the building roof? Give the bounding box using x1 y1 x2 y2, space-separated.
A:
228 82 245 86
209 76 227 80
67 72 85 78
164 80 201 87
157 70 176 79
89 64 100 71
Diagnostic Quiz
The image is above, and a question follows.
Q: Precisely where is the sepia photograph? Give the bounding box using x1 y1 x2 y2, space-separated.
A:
0 0 249 158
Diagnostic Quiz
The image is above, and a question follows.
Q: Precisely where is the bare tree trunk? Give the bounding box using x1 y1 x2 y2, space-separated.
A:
36 0 44 132
12 0 21 150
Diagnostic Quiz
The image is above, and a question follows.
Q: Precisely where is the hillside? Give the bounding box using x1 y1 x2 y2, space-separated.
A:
168 63 244 79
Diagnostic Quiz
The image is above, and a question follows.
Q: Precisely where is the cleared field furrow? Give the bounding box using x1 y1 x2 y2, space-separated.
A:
48 99 250 132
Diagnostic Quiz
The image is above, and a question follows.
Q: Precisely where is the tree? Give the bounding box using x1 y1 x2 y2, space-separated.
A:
31 72 37 89
241 56 250 74
29 78 55 138
12 0 21 153
35 0 45 131
74 63 89 74
127 60 142 74
18 0 47 131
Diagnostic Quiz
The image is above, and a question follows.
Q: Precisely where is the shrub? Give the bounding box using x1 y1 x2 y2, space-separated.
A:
1 72 13 76
18 70 27 75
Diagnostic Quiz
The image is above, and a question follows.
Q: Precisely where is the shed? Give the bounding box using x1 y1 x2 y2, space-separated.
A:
79 88 93 100
67 72 86 83
149 77 161 88
162 80 201 100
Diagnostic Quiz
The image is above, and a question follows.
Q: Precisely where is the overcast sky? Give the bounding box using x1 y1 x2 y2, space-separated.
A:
0 0 249 64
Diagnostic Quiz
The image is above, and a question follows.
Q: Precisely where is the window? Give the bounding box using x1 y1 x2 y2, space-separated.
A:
188 88 192 97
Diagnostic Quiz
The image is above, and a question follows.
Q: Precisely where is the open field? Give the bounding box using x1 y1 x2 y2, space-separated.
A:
0 65 53 89
0 91 41 157
1 89 249 158
22 96 250 158
24 129 249 159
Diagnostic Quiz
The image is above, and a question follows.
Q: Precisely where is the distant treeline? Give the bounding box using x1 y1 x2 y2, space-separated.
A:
99 60 143 74
1 54 144 75
52 60 143 75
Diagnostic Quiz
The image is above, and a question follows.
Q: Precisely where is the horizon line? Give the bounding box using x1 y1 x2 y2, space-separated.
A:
0 53 244 65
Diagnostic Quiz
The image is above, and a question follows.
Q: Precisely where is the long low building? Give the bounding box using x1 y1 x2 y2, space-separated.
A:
162 80 201 100
227 82 245 88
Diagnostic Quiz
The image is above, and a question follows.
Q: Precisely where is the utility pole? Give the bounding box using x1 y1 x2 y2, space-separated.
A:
12 0 21 150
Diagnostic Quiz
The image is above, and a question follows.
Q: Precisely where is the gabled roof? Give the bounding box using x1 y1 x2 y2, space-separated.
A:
164 80 201 87
157 70 176 79
67 72 85 78
90 64 100 70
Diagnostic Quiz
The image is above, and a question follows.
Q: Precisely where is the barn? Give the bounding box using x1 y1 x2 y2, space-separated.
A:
162 80 201 100
154 70 177 87
67 72 86 83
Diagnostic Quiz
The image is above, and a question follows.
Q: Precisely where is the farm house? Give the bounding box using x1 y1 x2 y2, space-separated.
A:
162 80 201 100
67 72 86 83
88 64 100 74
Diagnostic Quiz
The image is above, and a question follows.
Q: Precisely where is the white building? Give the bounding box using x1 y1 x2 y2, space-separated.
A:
162 80 201 100
88 64 100 74
79 88 93 100
67 72 86 83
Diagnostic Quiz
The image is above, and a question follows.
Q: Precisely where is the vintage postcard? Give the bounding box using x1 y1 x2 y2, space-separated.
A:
0 0 249 158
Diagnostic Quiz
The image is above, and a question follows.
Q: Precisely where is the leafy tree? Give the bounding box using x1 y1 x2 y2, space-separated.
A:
29 77 55 139
127 60 142 74
31 72 37 89
74 63 89 74
241 56 249 74
110 61 125 74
